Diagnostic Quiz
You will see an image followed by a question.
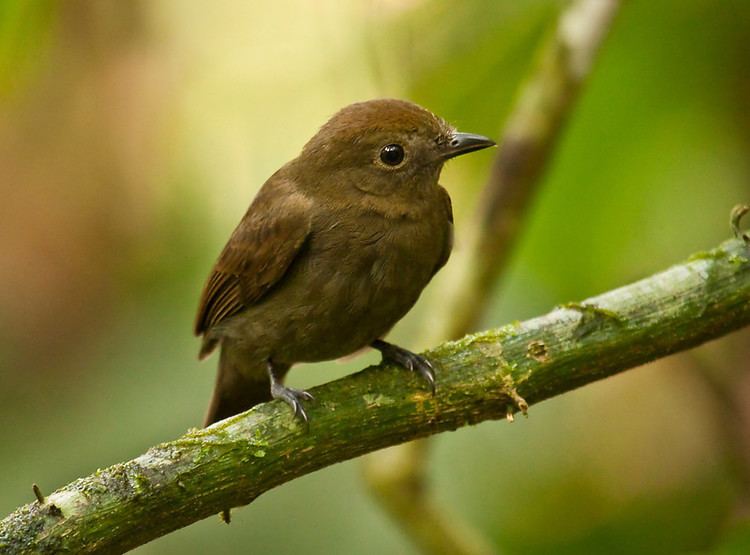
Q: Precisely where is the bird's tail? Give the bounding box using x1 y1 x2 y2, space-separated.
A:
203 345 272 427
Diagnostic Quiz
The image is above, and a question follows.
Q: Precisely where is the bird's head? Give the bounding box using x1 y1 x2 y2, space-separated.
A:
294 99 495 198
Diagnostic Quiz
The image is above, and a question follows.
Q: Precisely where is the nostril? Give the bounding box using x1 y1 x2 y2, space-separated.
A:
449 138 460 148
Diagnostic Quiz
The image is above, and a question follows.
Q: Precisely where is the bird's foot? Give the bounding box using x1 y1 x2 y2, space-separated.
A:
267 361 314 425
271 382 314 424
371 339 436 394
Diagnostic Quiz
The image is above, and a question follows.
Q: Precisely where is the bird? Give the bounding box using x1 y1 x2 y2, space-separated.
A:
195 98 495 426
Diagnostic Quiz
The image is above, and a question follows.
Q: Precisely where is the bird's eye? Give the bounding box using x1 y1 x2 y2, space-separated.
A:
379 144 405 166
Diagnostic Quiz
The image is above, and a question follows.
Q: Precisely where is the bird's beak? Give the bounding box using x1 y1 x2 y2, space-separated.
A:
442 132 496 160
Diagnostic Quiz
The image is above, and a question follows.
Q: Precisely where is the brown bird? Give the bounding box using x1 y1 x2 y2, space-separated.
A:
195 99 494 426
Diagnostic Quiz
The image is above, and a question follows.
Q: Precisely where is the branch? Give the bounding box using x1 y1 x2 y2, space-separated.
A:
2 235 750 554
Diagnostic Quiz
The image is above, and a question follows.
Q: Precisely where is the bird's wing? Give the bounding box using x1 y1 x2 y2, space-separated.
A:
194 180 312 337
432 185 454 275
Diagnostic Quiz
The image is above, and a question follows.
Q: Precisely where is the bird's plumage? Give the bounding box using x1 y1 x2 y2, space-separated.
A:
195 98 494 426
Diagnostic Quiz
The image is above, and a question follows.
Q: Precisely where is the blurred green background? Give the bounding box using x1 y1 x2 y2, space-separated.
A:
2 1 749 553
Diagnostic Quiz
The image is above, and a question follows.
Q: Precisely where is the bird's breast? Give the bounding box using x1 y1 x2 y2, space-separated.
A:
311 208 445 314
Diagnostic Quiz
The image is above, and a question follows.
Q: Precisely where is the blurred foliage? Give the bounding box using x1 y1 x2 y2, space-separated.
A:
0 1 57 98
1 1 749 553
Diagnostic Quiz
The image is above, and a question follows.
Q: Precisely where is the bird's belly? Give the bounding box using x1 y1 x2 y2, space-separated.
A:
283 253 429 361
224 216 446 365
273 222 441 362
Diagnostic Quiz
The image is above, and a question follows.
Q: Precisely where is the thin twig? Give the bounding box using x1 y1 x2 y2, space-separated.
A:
31 485 44 505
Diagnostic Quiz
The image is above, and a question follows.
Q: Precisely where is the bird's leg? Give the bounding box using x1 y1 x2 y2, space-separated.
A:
266 360 314 424
371 339 436 394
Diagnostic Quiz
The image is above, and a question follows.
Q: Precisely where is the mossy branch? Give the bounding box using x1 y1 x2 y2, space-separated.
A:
2 236 750 554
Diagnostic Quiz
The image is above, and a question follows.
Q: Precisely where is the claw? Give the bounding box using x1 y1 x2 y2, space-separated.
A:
416 359 436 395
267 361 313 426
272 384 313 424
292 399 306 423
371 339 437 395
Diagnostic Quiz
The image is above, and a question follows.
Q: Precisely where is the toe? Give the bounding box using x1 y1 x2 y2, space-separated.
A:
374 341 438 394
293 400 309 423
418 365 436 394
271 384 313 425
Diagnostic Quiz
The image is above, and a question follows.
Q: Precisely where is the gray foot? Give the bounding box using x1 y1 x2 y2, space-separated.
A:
371 339 436 394
267 361 314 424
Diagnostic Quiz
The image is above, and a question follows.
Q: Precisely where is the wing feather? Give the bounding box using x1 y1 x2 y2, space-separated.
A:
194 180 312 336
